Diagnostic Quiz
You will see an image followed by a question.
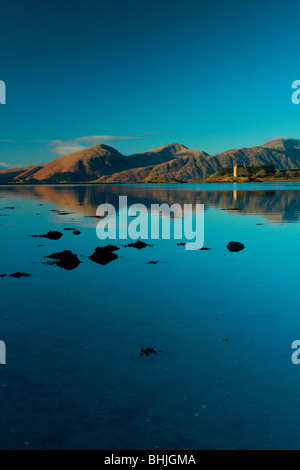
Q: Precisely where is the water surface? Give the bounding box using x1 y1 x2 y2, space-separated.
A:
0 182 300 450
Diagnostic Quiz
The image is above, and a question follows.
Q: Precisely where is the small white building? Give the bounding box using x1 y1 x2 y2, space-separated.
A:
233 164 244 178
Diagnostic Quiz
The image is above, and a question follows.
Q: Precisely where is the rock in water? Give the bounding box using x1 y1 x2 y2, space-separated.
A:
89 245 119 265
41 231 63 240
124 241 148 249
45 250 81 270
226 241 245 252
10 272 31 278
140 348 163 357
31 231 63 240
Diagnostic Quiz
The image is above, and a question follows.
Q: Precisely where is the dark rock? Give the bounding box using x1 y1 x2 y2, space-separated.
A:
10 272 31 278
147 261 167 265
140 348 163 357
0 274 7 278
89 245 119 265
199 247 211 250
73 230 81 235
43 231 63 240
45 250 81 270
177 242 186 246
124 241 148 249
226 241 245 252
31 231 63 240
63 227 76 231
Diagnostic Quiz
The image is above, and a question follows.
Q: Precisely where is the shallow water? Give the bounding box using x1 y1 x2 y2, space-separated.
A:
1 182 300 449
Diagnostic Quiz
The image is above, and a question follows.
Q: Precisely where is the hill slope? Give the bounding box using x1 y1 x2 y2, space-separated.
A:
98 152 216 182
206 139 300 171
0 143 200 183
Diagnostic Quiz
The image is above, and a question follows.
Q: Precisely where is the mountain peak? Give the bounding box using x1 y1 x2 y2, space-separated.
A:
261 138 300 150
60 143 124 159
149 143 189 153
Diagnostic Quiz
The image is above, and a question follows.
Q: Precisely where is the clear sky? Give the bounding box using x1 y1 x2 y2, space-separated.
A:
1 0 300 168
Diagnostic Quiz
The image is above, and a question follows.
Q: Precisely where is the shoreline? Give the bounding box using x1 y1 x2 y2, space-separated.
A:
1 178 300 186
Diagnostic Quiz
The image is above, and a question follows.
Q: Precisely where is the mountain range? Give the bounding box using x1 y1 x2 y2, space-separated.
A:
1 138 300 184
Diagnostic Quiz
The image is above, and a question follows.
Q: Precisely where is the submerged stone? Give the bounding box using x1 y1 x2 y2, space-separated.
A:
124 241 148 249
45 250 81 270
89 245 119 265
226 241 245 252
31 231 63 240
10 272 31 278
140 348 163 357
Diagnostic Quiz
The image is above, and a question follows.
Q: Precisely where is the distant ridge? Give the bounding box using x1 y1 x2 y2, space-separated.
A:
2 138 300 183
261 138 300 150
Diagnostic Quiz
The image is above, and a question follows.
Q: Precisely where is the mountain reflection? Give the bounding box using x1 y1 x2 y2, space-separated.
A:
1 184 300 223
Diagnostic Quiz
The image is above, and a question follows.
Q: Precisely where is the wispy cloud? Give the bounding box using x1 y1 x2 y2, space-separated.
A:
0 162 19 169
49 135 145 156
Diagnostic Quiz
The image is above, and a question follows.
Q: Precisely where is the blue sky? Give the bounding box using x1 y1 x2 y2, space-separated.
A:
1 0 300 167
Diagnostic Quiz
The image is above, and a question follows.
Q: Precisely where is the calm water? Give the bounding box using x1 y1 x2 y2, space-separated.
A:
1 182 300 449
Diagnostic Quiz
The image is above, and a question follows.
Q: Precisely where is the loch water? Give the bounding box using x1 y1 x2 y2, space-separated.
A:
0 182 300 450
